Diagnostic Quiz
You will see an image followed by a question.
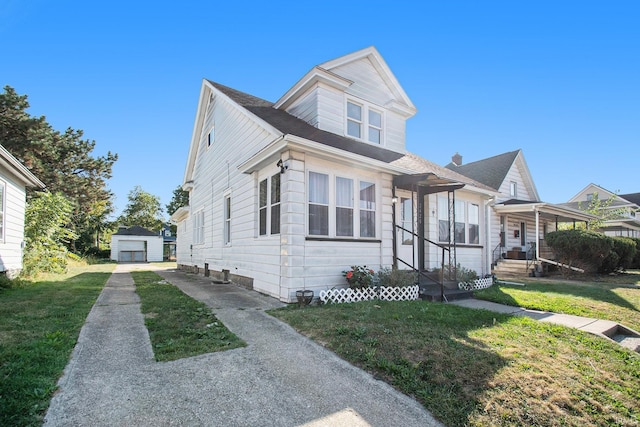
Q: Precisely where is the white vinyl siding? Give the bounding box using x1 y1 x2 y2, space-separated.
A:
0 173 28 275
0 181 5 242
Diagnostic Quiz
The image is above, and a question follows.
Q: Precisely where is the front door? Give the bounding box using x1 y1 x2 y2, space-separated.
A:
396 191 418 270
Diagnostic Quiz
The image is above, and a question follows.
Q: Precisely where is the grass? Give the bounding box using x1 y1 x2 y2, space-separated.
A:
131 271 245 361
270 300 640 427
476 272 640 331
0 262 114 427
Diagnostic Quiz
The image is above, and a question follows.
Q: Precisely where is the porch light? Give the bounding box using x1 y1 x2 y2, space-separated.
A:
391 196 398 204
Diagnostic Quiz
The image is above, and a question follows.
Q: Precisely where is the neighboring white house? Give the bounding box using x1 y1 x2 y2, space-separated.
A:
445 150 596 273
0 144 46 278
172 46 504 303
110 225 163 262
561 183 640 238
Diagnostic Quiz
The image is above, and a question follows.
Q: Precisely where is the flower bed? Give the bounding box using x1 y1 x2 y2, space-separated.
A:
319 284 420 304
458 276 494 291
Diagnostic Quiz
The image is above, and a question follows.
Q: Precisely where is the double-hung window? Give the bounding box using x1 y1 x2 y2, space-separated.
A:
308 171 376 238
359 181 376 237
259 174 280 236
346 100 383 144
468 204 479 244
336 177 353 236
309 172 329 236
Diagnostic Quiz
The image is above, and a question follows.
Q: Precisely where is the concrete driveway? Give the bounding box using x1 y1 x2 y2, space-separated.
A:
44 264 441 426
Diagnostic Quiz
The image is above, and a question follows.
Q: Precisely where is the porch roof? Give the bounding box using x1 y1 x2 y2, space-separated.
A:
393 173 465 194
493 199 597 223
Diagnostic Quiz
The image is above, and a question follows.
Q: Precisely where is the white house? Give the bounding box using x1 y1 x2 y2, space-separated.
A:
562 183 640 238
0 144 46 278
110 225 164 263
172 46 505 302
445 150 596 274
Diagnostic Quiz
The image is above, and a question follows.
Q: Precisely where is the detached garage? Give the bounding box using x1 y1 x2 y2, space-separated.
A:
110 225 163 263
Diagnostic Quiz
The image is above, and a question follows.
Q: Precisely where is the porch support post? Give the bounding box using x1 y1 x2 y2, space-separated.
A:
535 208 540 260
417 185 425 273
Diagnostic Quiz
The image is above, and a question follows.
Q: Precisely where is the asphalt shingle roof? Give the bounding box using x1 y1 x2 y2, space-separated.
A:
114 226 158 236
445 150 520 191
619 192 640 206
209 81 404 163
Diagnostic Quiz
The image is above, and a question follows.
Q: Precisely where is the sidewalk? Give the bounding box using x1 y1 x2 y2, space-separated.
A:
44 264 441 427
450 299 640 352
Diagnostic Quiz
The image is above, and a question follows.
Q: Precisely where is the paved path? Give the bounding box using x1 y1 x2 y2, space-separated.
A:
44 264 441 427
450 299 640 352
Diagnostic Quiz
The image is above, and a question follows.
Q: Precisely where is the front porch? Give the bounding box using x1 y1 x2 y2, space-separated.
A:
492 200 597 275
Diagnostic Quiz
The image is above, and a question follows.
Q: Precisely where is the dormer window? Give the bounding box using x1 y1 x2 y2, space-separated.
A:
346 99 383 144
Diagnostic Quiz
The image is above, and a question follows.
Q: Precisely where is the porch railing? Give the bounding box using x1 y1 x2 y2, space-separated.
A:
394 224 450 302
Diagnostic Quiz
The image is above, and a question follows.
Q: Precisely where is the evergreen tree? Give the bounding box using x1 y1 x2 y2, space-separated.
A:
0 85 118 251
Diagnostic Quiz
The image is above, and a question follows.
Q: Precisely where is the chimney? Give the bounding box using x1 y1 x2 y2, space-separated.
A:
452 152 462 166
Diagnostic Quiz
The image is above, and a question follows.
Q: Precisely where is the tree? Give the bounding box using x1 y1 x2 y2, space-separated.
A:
0 85 118 250
118 186 163 232
166 185 189 217
23 192 77 276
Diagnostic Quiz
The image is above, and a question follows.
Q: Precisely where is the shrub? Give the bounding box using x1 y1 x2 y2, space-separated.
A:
432 263 478 282
600 237 637 273
376 267 418 288
343 265 375 289
546 229 613 273
630 238 640 268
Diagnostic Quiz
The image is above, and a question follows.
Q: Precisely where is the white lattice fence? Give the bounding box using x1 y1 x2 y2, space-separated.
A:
319 285 420 304
458 277 494 291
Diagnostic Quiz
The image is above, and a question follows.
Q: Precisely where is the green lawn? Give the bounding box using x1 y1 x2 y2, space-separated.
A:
270 299 640 427
131 271 245 361
475 272 640 331
0 263 114 427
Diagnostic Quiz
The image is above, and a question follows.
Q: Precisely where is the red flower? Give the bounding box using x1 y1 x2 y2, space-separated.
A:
346 271 353 279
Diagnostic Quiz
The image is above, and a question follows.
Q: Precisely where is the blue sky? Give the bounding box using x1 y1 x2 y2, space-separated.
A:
2 1 638 218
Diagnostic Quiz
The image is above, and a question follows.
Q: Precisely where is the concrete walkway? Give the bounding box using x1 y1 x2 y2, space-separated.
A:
44 264 441 427
450 299 640 352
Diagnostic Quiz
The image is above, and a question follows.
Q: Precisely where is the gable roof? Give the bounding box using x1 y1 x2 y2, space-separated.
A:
209 81 405 164
275 46 416 117
0 144 45 189
445 150 519 191
114 225 158 236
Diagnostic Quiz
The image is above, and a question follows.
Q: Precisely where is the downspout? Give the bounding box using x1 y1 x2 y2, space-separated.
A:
535 208 540 261
392 185 398 269
484 196 494 276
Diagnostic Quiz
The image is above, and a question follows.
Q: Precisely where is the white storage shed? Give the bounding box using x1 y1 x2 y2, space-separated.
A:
110 225 163 262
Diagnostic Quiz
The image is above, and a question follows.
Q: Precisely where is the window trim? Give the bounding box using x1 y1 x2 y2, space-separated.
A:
345 97 384 145
510 181 517 198
307 169 378 239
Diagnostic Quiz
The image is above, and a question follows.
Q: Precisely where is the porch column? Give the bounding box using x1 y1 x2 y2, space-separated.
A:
535 208 540 260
